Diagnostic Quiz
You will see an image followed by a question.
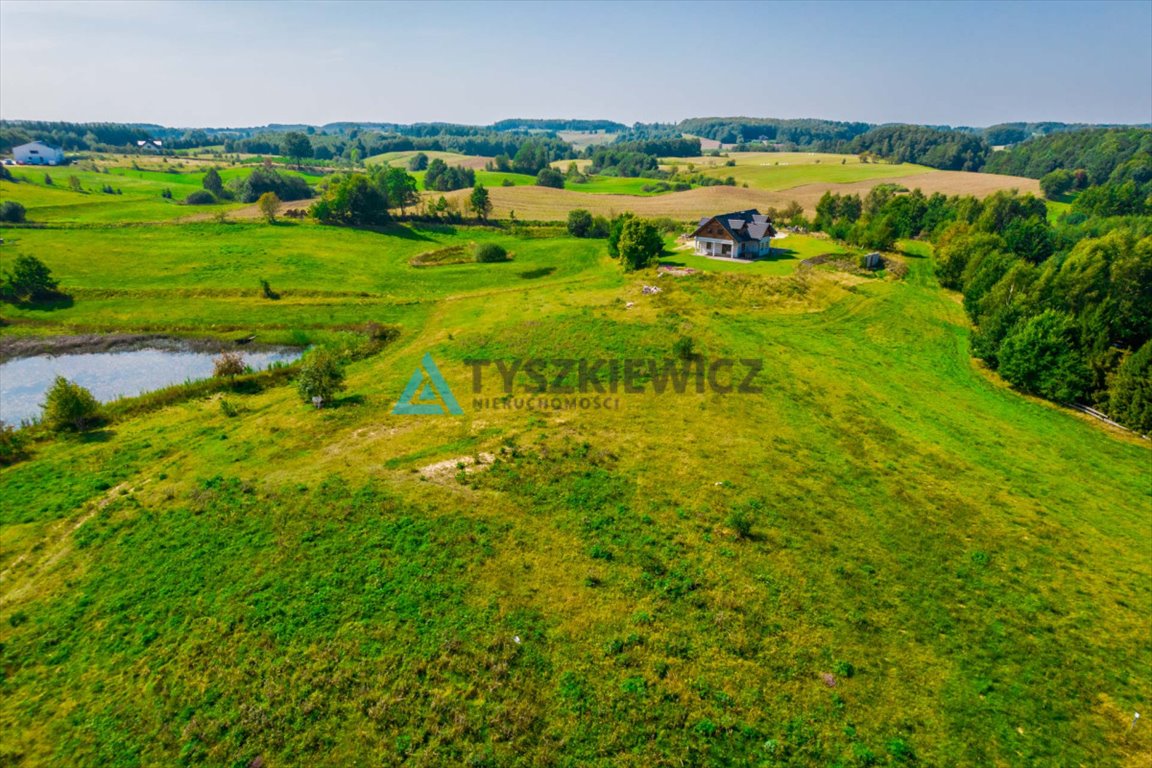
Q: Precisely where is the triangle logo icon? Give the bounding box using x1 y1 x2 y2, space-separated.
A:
393 353 463 415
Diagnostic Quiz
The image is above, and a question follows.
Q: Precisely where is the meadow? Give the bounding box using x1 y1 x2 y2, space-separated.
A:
0 157 1148 767
682 153 935 190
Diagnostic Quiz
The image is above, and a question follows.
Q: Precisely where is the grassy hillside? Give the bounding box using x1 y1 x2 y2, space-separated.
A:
1 179 1148 767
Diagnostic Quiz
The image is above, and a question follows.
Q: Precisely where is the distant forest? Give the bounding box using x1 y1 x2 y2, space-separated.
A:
1 117 1148 180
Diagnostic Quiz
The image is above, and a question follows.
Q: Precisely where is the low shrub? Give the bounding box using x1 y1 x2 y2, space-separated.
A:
727 509 753 540
42 376 102 433
213 351 246 378
475 243 509 263
672 335 696 360
0 422 30 466
184 189 216 205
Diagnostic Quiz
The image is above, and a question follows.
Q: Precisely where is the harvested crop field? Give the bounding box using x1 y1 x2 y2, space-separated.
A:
442 171 1042 222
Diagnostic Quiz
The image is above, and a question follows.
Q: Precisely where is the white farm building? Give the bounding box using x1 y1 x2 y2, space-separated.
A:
12 141 65 165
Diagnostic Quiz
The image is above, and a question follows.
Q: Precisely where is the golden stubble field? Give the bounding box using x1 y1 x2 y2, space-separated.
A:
441 170 1042 221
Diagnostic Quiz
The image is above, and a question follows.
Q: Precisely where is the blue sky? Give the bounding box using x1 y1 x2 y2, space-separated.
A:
1 0 1149 127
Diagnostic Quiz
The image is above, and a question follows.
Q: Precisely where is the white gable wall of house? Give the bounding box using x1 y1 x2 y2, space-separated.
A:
12 141 65 165
694 237 772 258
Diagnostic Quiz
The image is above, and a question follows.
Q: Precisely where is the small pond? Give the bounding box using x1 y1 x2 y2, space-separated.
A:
0 346 302 426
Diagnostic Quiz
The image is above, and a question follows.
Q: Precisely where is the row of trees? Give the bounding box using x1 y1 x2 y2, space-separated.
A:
811 184 1151 431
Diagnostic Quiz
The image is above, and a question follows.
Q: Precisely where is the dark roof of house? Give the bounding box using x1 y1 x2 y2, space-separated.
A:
691 209 776 242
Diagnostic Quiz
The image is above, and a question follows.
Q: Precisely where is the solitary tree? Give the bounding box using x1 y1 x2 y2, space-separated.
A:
377 167 419 215
469 184 492 221
42 376 102 433
281 132 313 168
296 349 346 408
614 217 663 271
257 191 281 223
408 152 429 171
202 167 225 197
1 254 60 303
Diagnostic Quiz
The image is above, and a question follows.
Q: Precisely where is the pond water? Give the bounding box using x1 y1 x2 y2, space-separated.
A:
0 347 302 426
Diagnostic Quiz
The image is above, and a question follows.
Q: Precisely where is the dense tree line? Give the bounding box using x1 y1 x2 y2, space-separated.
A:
983 128 1152 184
0 121 220 153
810 185 1152 431
847 125 989 171
490 119 626 132
981 122 1146 147
676 117 872 149
222 129 573 167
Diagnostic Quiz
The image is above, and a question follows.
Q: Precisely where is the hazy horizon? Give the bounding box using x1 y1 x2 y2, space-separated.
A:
2 0 1150 128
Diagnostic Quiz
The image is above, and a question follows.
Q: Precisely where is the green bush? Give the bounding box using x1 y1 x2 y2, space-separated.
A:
184 189 216 205
0 200 26 223
727 509 753 540
296 349 346 408
475 243 509 263
42 376 102 433
0 422 29 466
567 209 593 237
535 167 565 189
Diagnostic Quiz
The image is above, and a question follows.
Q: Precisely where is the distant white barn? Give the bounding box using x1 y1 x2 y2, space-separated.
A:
136 140 163 152
12 141 65 166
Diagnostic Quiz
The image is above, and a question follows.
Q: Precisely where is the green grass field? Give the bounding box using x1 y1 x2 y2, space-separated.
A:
676 153 935 191
0 165 318 224
0 160 1148 767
